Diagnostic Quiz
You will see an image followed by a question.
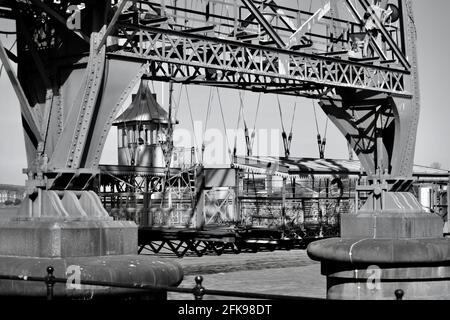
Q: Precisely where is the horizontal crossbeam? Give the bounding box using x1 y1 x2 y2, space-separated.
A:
111 23 409 97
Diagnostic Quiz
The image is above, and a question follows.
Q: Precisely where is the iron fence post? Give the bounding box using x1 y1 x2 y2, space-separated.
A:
45 266 56 300
395 289 404 300
193 276 205 300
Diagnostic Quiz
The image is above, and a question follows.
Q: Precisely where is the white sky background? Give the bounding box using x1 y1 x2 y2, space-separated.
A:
0 0 449 185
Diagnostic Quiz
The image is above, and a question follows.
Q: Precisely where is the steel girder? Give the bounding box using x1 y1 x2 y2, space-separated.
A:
110 23 409 97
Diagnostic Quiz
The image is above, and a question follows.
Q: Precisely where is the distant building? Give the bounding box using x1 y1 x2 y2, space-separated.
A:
0 185 26 204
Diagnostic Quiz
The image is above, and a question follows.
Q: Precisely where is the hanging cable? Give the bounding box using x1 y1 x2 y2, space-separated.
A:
287 100 298 154
234 90 244 157
312 100 328 159
242 101 251 157
184 85 200 164
242 94 251 157
201 87 214 162
238 91 252 157
203 88 214 139
173 83 183 121
277 95 290 157
322 117 329 159
276 95 287 133
250 92 262 155
215 87 233 163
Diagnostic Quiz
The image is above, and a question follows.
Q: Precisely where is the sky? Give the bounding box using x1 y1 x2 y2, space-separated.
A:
0 0 449 185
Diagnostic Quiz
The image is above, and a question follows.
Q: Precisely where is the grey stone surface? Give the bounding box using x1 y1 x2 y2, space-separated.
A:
0 254 183 298
161 250 326 300
0 219 137 257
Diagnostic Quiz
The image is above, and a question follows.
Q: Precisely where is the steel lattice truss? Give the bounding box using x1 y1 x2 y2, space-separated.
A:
112 23 408 97
105 0 411 98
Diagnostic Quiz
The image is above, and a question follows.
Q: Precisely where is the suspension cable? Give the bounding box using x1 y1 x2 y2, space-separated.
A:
312 100 320 134
184 85 200 164
238 91 252 157
312 100 328 159
203 87 213 139
201 87 214 162
324 117 329 140
173 83 183 121
277 95 290 157
250 92 262 154
287 100 298 153
289 100 298 136
234 90 244 157
215 87 233 163
276 95 287 134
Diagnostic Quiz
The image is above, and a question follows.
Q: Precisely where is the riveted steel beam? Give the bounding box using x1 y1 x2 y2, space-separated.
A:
112 23 409 96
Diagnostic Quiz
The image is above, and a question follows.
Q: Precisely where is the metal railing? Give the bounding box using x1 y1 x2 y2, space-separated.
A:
0 266 405 301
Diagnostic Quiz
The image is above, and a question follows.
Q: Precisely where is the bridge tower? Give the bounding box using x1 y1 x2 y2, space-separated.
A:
309 1 450 299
